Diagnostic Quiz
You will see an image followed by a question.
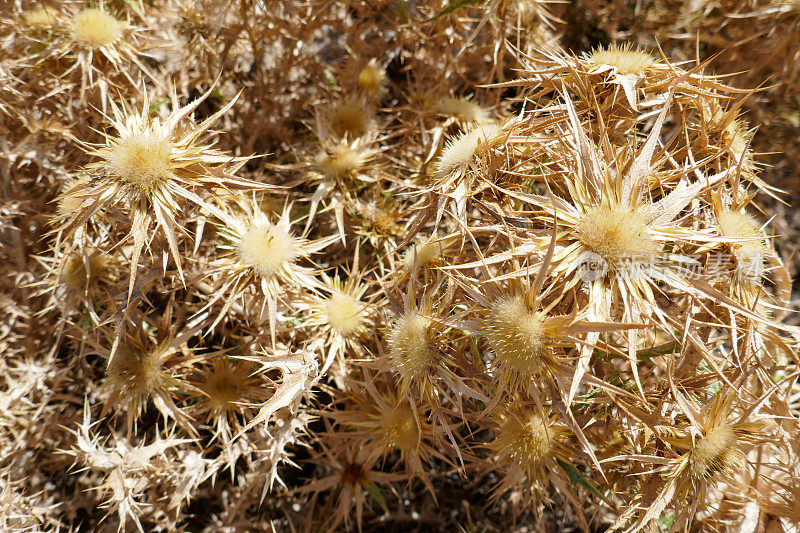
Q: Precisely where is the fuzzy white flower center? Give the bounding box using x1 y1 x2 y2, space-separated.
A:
323 293 364 336
71 9 123 48
237 221 298 277
485 296 548 375
589 47 655 75
576 205 658 267
106 132 173 191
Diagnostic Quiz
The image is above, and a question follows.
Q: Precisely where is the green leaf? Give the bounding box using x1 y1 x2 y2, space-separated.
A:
556 458 608 503
120 0 145 18
470 337 482 365
658 510 677 530
431 0 486 20
364 481 389 513
149 98 170 117
323 69 340 91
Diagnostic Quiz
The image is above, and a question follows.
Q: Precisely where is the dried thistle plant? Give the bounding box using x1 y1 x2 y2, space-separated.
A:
2 0 798 531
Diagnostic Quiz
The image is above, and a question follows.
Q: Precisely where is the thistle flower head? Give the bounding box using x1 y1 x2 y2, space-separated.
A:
56 89 265 299
493 412 551 466
60 250 110 295
432 96 490 123
303 274 371 339
57 176 92 217
587 43 656 75
575 205 658 267
32 241 119 318
296 274 373 366
356 60 386 98
297 447 401 533
192 357 263 441
219 204 319 287
484 295 549 376
102 130 174 192
402 236 454 270
706 103 755 163
197 359 255 416
434 122 500 188
387 310 439 384
688 425 741 480
106 342 165 403
718 208 768 294
722 119 752 160
314 139 374 179
666 390 769 499
34 4 145 98
324 293 366 337
214 201 335 343
101 324 200 435
506 95 722 334
491 407 568 475
352 198 404 248
718 209 766 256
377 401 419 452
90 92 241 201
666 417 768 497
325 100 374 139
333 386 435 488
70 8 124 49
236 217 300 278
104 337 182 432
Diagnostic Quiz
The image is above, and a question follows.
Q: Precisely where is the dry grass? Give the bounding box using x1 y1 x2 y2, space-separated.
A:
1 1 799 532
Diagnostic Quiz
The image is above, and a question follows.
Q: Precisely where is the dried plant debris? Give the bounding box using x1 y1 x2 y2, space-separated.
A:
1 1 799 531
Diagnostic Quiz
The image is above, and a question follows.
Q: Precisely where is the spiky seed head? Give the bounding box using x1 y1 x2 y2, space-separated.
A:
718 209 765 279
388 311 437 382
575 205 658 267
61 251 108 294
64 90 264 305
723 120 751 159
356 62 386 97
708 105 753 161
198 360 251 416
106 343 163 403
24 7 58 28
236 219 299 278
303 276 370 343
688 425 742 480
327 101 372 139
202 374 239 412
103 132 174 193
435 123 499 180
484 296 548 375
718 210 764 249
85 91 248 210
492 409 562 471
323 292 366 336
377 402 419 452
436 130 478 178
588 44 656 75
314 142 371 178
432 97 490 122
57 193 82 217
57 177 91 217
70 8 124 48
403 239 445 270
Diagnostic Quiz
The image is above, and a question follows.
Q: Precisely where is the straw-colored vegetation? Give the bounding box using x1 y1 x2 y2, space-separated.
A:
2 1 799 531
